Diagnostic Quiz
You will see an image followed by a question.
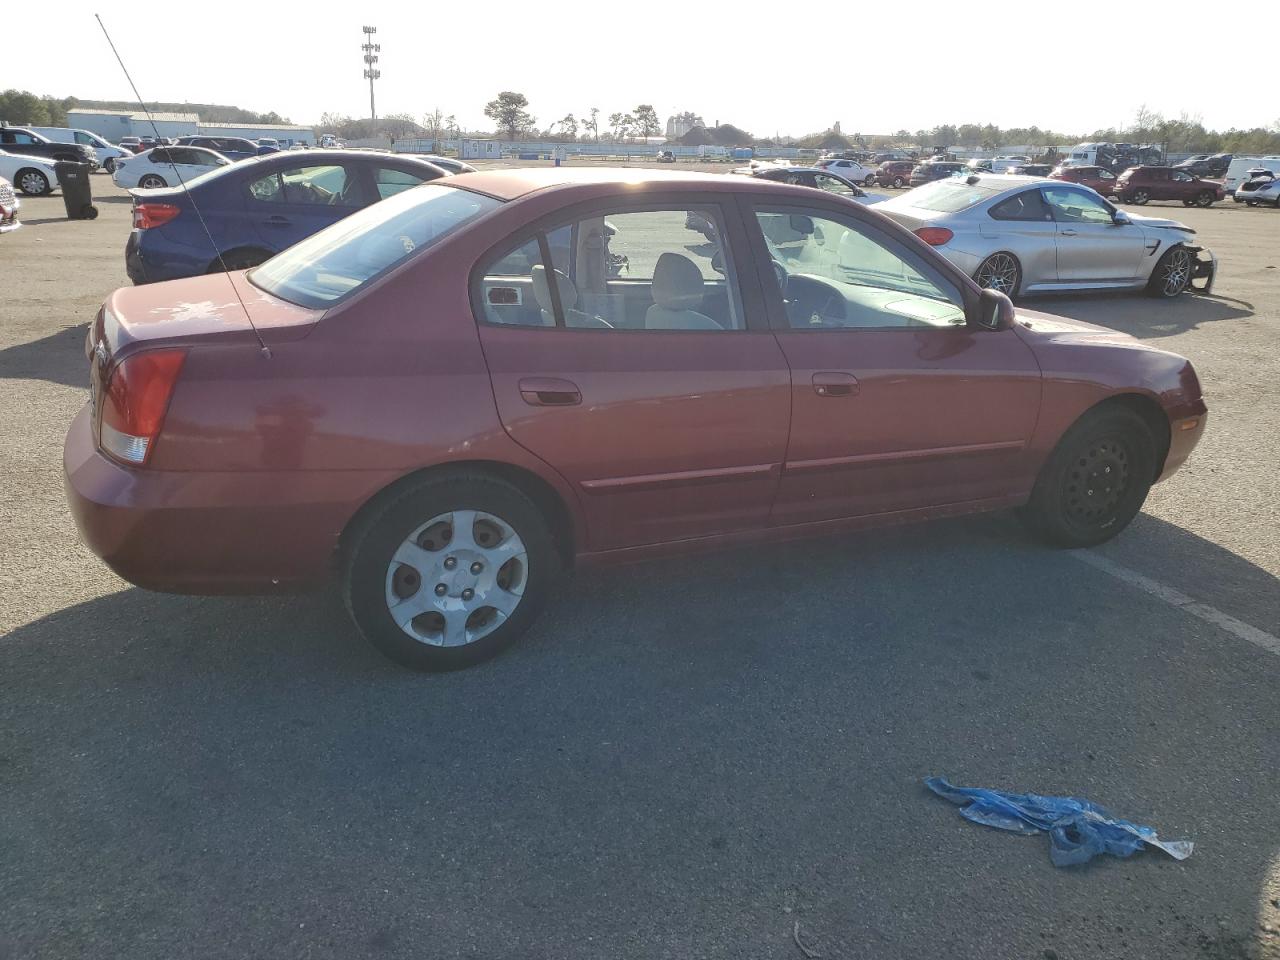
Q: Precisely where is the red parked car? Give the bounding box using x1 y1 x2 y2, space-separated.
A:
64 169 1207 670
1049 165 1118 197
1114 166 1226 207
876 160 915 188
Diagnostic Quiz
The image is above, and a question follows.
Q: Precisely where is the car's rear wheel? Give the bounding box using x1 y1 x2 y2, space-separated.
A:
1129 189 1150 204
1195 190 1214 207
1147 245 1193 298
1021 406 1155 548
974 252 1021 298
892 176 904 188
864 175 876 187
16 169 51 196
138 173 167 189
103 158 117 174
343 473 559 671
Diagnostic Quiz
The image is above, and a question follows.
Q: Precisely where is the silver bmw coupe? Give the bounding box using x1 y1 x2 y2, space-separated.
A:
875 174 1216 299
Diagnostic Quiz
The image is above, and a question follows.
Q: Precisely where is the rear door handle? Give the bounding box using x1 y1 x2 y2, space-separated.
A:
1059 228 1078 237
812 371 859 397
519 377 581 406
265 215 292 226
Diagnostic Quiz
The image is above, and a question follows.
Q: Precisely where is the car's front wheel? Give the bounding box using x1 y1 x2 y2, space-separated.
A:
138 174 167 189
892 176 904 188
1147 245 1193 298
1195 190 1215 207
15 168 51 196
974 252 1021 298
1021 405 1156 548
103 158 117 174
864 175 876 187
343 473 559 671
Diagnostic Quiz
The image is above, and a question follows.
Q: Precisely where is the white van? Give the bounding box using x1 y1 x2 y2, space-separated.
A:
28 127 130 172
1223 156 1280 198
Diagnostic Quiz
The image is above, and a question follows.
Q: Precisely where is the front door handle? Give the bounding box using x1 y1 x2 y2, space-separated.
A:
1059 228 1078 237
265 215 292 226
812 371 860 397
519 377 581 406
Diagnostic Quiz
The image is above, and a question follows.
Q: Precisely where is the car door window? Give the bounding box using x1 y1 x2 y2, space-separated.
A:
150 148 172 165
374 166 427 199
1043 186 1114 224
753 208 966 329
814 173 858 198
249 165 361 206
989 189 1053 221
475 207 744 331
1172 171 1193 182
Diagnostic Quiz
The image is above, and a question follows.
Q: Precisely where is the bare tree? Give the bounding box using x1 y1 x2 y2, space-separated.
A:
584 107 600 142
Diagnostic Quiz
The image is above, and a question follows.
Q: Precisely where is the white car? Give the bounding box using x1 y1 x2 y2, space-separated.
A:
111 145 231 190
0 175 21 233
0 149 60 196
1235 170 1280 207
815 157 877 186
28 126 131 173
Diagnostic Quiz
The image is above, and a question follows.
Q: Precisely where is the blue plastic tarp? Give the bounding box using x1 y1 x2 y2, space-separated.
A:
925 777 1194 867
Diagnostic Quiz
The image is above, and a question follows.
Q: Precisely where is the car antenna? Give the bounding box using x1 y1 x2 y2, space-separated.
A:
94 13 271 360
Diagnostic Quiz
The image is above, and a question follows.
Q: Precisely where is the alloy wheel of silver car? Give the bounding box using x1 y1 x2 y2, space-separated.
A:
18 170 50 195
139 174 166 189
385 509 528 647
1156 247 1193 297
975 253 1020 296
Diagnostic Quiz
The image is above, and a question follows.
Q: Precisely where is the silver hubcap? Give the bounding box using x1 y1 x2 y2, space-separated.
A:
142 176 162 188
977 254 1018 293
385 510 528 647
20 173 46 194
1161 250 1191 296
1134 191 1148 203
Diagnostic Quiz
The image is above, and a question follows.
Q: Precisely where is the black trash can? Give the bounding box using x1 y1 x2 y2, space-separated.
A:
55 161 98 220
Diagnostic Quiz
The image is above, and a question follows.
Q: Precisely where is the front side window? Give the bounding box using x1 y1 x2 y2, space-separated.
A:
1172 171 1193 182
754 208 965 329
251 184 499 308
813 173 860 199
475 207 744 331
1043 186 1114 224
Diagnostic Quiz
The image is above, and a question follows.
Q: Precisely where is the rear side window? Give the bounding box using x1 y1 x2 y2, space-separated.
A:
374 166 428 199
989 190 1052 221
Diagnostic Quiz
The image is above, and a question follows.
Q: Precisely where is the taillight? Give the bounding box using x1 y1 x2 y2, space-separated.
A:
914 227 954 246
133 203 180 230
100 349 186 466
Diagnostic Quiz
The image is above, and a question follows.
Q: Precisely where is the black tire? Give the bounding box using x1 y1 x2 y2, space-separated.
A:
864 175 876 187
892 176 904 188
342 473 560 671
973 252 1021 298
15 168 51 196
1182 199 1195 207
1194 190 1214 207
208 248 272 273
1130 189 1150 205
1147 245 1193 298
138 173 167 189
104 158 118 174
1021 406 1155 548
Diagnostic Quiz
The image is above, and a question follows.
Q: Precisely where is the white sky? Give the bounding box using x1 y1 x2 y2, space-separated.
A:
10 1 1275 137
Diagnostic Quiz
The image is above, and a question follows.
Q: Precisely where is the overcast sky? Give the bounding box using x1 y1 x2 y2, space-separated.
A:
11 1 1275 137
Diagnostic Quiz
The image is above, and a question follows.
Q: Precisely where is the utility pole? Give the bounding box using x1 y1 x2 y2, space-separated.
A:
362 25 380 135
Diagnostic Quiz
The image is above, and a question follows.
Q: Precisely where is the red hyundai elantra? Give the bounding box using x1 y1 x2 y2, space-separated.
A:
65 168 1207 670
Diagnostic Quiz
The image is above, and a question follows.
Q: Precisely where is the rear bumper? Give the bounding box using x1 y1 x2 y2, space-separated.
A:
63 404 397 594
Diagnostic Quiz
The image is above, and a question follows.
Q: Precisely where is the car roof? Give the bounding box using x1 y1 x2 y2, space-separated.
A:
444 167 783 201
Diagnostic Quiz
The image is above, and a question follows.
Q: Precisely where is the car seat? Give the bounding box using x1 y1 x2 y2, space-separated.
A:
644 253 722 330
531 265 611 329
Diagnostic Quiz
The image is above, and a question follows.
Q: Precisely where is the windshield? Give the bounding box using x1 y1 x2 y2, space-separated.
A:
901 179 1007 213
250 184 500 308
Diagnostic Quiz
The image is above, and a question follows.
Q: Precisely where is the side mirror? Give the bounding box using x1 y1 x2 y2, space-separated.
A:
789 214 815 236
1112 210 1131 226
973 287 1015 331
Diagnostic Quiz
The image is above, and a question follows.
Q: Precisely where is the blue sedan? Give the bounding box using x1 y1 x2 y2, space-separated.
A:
124 150 449 284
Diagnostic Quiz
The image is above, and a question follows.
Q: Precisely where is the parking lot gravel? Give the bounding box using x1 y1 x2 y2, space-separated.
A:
2 173 1278 960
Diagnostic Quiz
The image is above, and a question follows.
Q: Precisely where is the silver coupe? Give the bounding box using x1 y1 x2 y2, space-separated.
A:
875 174 1216 299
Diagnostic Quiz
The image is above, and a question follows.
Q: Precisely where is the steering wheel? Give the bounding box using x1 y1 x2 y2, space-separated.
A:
772 259 789 297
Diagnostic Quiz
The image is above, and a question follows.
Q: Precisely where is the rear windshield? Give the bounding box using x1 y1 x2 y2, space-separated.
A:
902 179 1007 213
250 184 500 308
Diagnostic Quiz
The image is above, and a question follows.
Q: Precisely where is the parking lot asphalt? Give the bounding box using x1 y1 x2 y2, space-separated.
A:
2 174 1278 960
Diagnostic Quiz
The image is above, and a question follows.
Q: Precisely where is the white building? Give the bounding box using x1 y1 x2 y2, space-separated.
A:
665 116 697 140
64 108 314 146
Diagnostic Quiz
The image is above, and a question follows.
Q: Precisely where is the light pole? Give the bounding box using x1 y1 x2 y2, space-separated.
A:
362 26 380 134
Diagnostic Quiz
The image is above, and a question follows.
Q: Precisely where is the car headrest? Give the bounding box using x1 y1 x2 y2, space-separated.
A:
531 265 578 313
651 253 704 310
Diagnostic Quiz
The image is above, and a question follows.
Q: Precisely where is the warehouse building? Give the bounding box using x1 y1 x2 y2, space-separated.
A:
65 108 314 146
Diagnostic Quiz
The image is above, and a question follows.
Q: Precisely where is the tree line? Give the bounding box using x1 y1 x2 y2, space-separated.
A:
0 89 291 128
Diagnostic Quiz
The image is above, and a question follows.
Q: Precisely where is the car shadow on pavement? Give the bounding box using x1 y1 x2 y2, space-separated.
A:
1020 292 1253 339
0 323 89 389
4 510 1279 959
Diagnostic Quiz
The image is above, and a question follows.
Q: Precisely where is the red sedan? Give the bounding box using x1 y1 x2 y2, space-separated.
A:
65 169 1208 670
1049 165 1118 197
